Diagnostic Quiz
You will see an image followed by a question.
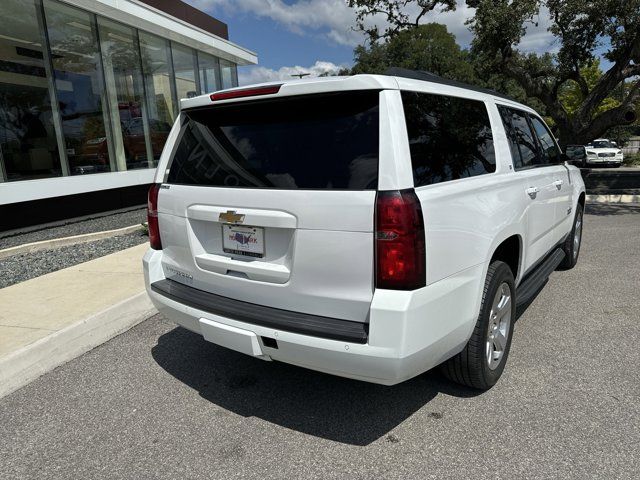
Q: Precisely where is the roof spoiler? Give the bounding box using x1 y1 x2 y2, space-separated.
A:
384 67 518 102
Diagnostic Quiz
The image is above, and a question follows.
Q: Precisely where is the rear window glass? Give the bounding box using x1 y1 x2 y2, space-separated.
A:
401 91 495 187
167 91 379 189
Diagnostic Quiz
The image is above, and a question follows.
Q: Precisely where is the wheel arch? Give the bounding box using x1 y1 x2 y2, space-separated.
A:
489 234 522 283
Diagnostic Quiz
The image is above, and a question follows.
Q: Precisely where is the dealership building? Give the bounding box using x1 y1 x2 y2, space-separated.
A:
0 0 257 230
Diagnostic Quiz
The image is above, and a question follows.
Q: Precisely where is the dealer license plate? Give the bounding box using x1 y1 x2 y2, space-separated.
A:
222 225 265 258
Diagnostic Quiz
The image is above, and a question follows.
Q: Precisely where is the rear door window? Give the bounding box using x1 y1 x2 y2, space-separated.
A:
529 116 560 164
401 91 496 187
166 91 379 190
498 106 538 169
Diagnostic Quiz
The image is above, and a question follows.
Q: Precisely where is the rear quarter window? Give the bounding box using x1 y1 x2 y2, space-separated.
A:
166 91 380 190
401 91 496 187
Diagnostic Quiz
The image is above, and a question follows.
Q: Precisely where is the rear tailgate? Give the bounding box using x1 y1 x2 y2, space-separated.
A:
156 90 380 322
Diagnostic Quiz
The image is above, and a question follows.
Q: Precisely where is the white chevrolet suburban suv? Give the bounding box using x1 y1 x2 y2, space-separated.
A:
143 68 586 390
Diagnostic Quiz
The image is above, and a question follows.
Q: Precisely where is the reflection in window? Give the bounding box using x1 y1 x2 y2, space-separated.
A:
44 0 112 175
171 42 198 100
0 0 61 181
565 145 585 161
220 59 237 89
499 107 538 169
139 32 175 162
197 51 220 93
402 91 496 187
530 116 559 164
99 18 152 170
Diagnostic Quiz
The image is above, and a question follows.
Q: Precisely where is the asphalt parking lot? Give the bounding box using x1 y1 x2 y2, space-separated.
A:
1 203 639 479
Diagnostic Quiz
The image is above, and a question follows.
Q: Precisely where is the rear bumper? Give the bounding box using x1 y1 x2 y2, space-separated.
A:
144 249 483 385
150 278 368 343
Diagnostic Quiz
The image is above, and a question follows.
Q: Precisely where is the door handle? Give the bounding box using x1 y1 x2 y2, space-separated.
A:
526 186 539 199
553 180 563 189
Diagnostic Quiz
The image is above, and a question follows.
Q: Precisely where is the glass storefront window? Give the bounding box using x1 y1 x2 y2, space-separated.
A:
139 32 175 162
0 0 244 183
44 0 113 175
197 51 220 94
171 43 198 100
220 59 238 89
98 18 152 170
0 0 61 181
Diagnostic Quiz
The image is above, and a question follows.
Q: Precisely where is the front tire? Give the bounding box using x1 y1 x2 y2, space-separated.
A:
559 203 583 270
441 261 515 390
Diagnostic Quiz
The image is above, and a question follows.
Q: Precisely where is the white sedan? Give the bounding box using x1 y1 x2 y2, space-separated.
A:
585 139 624 167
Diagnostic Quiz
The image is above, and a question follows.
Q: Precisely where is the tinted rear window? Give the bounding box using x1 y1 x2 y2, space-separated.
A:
401 91 495 187
167 91 379 189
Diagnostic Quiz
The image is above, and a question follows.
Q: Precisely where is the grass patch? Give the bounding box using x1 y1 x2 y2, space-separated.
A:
623 153 640 166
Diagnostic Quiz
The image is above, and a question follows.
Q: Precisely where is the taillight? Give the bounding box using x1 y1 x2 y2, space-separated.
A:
147 183 162 250
210 85 281 101
375 189 425 290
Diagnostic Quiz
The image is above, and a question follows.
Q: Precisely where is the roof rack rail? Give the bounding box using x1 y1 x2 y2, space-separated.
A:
384 67 518 102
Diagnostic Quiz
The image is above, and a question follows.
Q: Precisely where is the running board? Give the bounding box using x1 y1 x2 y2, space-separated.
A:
516 248 565 307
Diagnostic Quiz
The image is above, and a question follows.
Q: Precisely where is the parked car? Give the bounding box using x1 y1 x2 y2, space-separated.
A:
585 138 623 167
565 145 587 167
75 103 171 172
122 117 172 168
143 69 586 390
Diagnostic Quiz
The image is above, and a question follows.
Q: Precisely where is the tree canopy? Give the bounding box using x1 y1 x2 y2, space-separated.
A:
351 23 475 83
348 0 640 145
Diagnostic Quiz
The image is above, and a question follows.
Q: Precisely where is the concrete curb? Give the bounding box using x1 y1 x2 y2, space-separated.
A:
0 224 145 260
586 194 640 204
0 292 156 399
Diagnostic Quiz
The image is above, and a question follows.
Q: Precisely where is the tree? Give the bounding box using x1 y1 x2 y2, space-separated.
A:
558 60 620 117
349 0 640 145
557 58 640 145
350 23 476 83
348 0 456 42
468 0 640 145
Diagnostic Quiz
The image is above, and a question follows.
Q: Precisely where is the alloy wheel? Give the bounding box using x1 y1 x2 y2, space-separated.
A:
573 212 583 259
486 282 512 370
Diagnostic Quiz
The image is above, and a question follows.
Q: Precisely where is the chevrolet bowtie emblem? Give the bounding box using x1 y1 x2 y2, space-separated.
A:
219 210 245 224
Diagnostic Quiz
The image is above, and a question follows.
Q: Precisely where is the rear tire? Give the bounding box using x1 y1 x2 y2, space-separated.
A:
559 203 583 270
441 261 515 390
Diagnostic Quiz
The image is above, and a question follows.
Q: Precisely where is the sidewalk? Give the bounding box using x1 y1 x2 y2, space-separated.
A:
0 243 155 398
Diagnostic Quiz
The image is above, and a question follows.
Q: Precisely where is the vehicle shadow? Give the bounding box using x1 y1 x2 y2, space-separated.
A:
585 203 640 216
152 271 551 446
151 326 481 446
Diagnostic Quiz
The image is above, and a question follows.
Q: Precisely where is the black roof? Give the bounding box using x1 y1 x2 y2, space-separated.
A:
384 67 518 102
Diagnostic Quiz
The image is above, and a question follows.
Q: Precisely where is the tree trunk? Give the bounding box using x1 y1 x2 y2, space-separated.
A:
552 106 637 147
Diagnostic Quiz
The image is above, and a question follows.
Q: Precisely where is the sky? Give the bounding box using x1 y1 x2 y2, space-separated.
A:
185 0 573 86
